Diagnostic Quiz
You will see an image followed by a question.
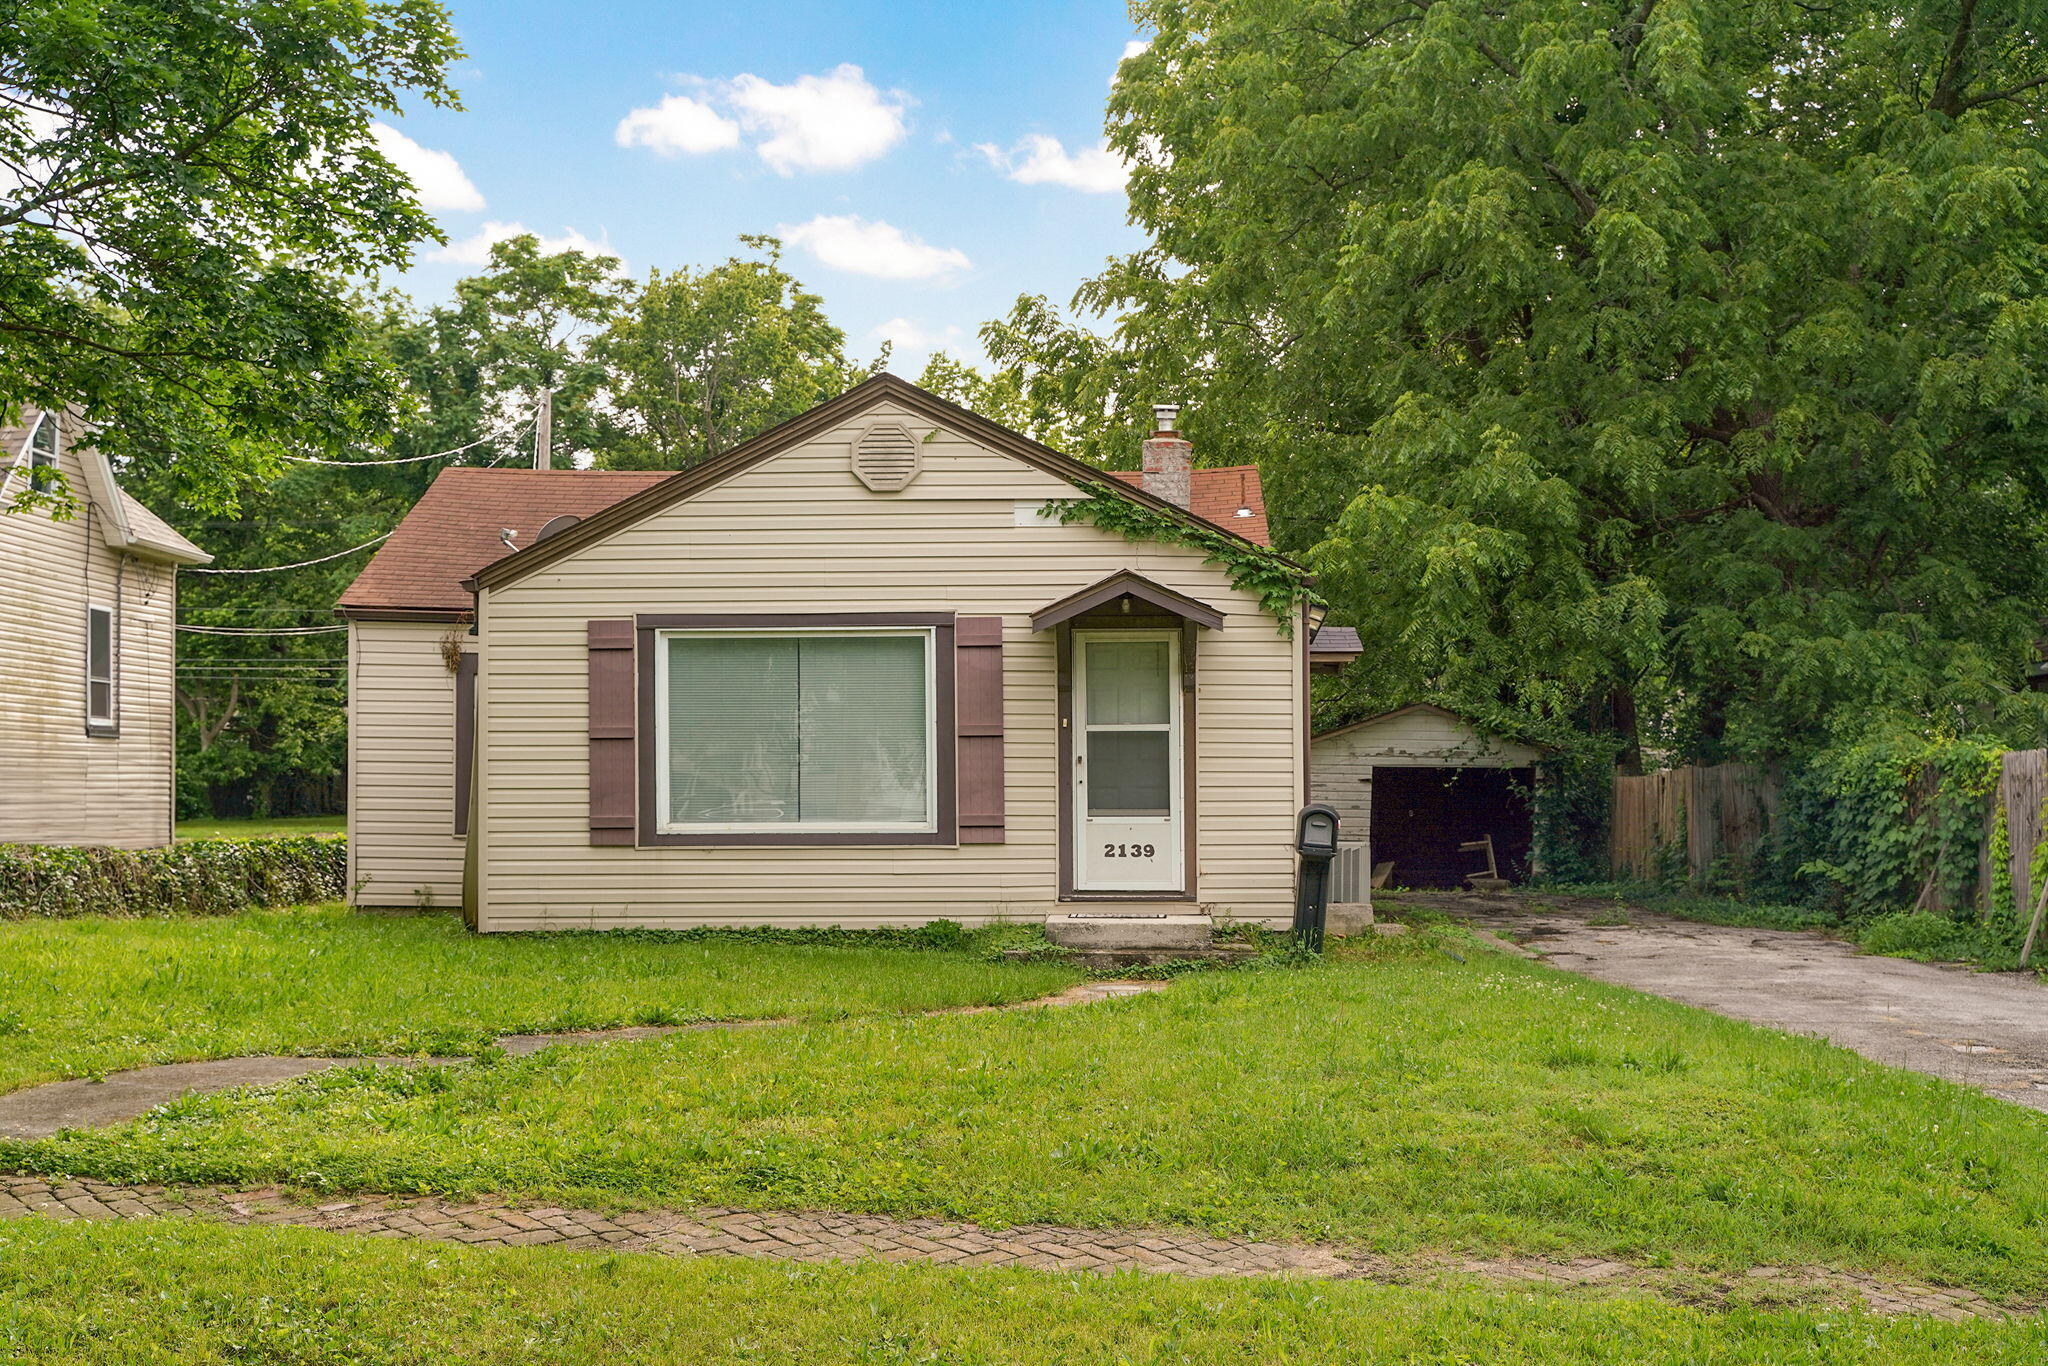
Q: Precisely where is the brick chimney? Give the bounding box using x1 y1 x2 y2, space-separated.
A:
1141 402 1191 508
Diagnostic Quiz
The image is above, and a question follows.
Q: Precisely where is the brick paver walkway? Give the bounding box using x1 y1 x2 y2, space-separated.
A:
0 1176 2016 1321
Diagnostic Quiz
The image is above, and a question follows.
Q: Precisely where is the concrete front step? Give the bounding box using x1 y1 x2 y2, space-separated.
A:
1044 910 1213 952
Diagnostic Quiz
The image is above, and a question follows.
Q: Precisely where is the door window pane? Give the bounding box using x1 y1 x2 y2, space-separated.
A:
1087 730 1171 814
664 633 929 828
1084 640 1170 725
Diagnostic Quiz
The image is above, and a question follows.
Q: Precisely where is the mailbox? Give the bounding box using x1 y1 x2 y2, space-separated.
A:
1292 804 1341 952
1296 804 1339 860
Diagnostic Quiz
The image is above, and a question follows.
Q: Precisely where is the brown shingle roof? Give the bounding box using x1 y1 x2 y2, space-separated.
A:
1108 466 1270 546
337 468 668 615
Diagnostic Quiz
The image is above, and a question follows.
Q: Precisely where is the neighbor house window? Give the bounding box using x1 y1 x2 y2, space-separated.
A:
86 605 114 728
655 629 935 832
25 411 57 491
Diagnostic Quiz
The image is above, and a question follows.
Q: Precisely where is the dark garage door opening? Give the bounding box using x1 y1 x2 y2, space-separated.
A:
1370 766 1534 890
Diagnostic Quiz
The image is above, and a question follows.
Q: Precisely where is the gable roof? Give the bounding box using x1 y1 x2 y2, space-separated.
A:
467 373 1287 595
1108 467 1269 546
3 409 210 565
1313 702 1548 753
1030 570 1228 632
337 468 669 617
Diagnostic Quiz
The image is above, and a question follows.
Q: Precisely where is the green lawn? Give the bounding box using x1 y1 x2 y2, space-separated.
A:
0 907 1082 1092
173 814 346 841
14 931 2048 1301
4 1218 2040 1365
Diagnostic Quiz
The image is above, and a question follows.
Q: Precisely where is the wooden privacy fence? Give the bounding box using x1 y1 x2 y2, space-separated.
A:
1997 748 2047 914
1612 750 2048 915
1610 763 1779 882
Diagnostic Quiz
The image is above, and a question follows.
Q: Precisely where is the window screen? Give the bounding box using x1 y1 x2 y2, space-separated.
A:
663 632 930 828
87 606 113 724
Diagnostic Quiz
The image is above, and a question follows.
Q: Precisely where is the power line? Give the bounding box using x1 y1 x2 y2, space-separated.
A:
282 417 536 471
176 624 348 636
182 408 546 576
184 531 393 575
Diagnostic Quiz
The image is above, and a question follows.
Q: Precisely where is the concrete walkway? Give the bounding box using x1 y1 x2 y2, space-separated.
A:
1428 893 2048 1113
0 980 1162 1141
0 1175 2013 1320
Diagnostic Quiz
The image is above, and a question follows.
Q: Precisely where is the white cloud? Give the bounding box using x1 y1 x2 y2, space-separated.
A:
1122 39 1150 61
974 134 1128 194
871 317 965 355
431 220 621 269
779 215 969 281
726 64 910 174
613 93 741 156
370 121 484 212
614 64 911 175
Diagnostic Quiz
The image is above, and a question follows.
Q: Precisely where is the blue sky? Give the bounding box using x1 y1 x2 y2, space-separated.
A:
376 0 1149 369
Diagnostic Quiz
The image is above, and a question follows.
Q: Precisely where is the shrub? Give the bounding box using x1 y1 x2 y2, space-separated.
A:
0 837 347 920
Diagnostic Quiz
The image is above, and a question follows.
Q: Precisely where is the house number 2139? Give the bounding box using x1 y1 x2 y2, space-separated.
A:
1103 843 1157 858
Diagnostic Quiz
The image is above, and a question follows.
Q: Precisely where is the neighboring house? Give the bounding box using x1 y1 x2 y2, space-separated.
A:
340 374 1332 929
0 406 211 847
1310 703 1545 889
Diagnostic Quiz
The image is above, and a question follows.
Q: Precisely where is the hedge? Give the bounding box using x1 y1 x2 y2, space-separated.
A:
0 836 347 920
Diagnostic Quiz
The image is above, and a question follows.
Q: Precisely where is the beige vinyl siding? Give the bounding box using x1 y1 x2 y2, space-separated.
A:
347 619 464 908
472 401 1304 930
0 422 177 848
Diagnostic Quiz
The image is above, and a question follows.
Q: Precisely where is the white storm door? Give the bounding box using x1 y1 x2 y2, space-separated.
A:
1074 631 1183 892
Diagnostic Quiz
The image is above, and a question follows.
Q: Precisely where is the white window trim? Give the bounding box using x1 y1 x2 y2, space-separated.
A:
86 602 115 726
3 410 56 502
653 626 939 836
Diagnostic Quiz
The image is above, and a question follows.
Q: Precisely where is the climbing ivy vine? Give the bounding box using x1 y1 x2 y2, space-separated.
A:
1796 736 2005 919
1042 486 1321 631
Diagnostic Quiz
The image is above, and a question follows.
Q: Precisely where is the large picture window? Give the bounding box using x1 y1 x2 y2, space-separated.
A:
656 629 935 833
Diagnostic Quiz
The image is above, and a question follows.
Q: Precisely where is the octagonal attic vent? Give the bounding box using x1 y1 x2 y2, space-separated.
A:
851 421 922 492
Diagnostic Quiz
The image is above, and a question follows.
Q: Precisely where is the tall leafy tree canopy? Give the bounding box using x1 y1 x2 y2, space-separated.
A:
162 234 878 816
1016 0 2048 764
592 237 864 470
0 0 461 511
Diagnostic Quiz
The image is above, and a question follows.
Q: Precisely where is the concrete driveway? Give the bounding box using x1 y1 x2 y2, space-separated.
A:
1418 892 2048 1114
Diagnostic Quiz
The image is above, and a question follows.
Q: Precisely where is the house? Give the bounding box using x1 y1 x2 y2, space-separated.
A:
1310 704 1544 889
338 374 1324 928
0 406 211 847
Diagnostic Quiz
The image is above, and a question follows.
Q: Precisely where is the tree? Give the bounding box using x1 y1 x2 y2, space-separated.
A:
0 0 463 511
443 234 628 465
591 237 864 469
1065 0 2048 764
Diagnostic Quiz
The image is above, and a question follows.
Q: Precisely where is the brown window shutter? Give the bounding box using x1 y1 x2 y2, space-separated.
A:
587 619 636 846
955 616 1005 843
453 651 477 835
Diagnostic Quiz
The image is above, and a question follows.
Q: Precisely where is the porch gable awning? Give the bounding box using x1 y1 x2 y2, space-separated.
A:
1029 570 1227 633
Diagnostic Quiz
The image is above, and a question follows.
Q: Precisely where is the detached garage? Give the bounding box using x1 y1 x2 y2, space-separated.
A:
1310 704 1544 890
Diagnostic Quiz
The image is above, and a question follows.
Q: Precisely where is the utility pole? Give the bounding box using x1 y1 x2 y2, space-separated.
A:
533 388 553 470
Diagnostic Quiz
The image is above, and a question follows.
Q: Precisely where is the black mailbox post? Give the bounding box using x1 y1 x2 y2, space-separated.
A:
1293 803 1341 952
